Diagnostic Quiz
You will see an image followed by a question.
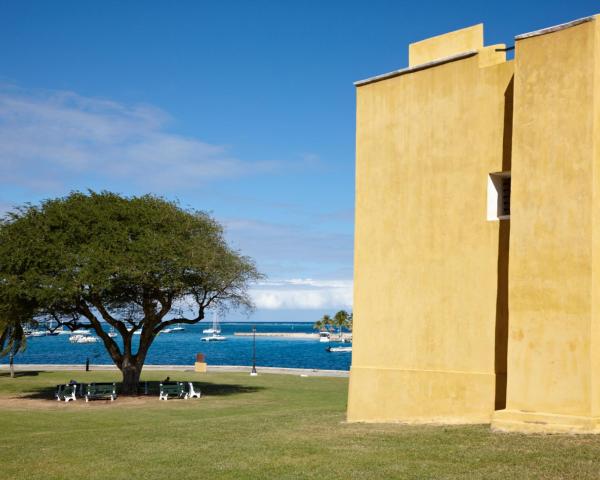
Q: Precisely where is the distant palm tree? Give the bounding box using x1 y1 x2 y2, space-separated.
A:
333 310 350 339
313 314 333 332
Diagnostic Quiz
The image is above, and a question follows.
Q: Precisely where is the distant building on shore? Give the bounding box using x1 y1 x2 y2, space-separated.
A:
348 14 600 434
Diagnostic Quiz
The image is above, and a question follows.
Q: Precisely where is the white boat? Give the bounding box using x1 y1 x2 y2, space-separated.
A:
319 331 331 343
170 326 185 332
160 328 174 334
201 334 227 342
326 346 352 352
69 333 98 344
57 329 72 335
201 312 226 341
72 328 90 334
203 311 222 334
108 327 117 338
133 330 142 335
28 330 47 337
202 327 221 334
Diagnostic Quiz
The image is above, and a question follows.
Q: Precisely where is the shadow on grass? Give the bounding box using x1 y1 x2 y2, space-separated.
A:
0 371 40 378
18 381 265 400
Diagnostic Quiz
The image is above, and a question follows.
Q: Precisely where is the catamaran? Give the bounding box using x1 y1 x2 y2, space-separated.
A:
202 312 221 334
201 312 226 341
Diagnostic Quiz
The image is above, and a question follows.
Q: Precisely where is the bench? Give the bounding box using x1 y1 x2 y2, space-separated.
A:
85 382 117 402
55 384 77 402
159 382 186 400
183 382 201 399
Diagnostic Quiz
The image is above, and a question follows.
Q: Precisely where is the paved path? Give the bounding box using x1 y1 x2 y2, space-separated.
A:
0 364 349 378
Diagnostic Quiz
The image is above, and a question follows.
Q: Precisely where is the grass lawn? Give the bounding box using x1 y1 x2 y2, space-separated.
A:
1 370 600 479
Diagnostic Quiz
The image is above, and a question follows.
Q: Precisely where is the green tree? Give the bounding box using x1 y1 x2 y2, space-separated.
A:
0 192 261 393
333 310 350 338
314 314 332 332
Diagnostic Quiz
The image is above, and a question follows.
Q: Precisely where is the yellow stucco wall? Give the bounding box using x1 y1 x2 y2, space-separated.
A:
409 24 483 66
492 17 600 434
348 27 513 423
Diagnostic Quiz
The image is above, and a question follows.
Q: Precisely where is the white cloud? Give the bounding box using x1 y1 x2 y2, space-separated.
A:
0 86 277 191
250 278 352 310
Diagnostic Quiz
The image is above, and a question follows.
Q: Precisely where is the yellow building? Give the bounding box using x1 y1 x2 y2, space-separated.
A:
349 15 600 433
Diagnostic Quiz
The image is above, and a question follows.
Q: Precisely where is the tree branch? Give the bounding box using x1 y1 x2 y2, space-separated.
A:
154 310 205 332
77 300 123 364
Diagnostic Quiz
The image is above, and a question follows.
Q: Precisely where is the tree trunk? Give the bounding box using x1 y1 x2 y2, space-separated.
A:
120 358 142 395
9 353 14 378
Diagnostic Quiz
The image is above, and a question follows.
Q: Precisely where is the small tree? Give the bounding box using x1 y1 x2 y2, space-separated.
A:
0 319 27 378
0 290 35 377
0 192 261 393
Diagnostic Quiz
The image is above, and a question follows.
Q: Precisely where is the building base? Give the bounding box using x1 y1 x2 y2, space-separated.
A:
492 409 600 434
194 362 207 373
347 366 496 424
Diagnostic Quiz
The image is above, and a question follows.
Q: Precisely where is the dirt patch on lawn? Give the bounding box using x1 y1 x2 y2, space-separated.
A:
0 395 193 410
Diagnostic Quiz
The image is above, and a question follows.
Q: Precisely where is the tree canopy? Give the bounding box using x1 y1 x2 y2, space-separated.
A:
0 191 261 391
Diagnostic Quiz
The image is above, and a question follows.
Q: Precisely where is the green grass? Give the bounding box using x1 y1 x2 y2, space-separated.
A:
1 370 600 479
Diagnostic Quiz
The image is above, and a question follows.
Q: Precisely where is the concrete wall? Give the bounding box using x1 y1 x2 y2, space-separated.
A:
492 17 600 433
348 25 514 423
409 24 483 66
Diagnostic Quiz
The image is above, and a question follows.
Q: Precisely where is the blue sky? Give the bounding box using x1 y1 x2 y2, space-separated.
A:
0 0 597 321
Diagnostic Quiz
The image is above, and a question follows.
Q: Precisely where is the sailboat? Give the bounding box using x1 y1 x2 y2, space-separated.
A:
202 313 221 334
201 311 226 341
108 326 118 338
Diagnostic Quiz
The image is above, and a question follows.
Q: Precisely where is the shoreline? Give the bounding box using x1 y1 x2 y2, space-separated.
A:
0 364 349 377
234 332 318 338
234 332 352 341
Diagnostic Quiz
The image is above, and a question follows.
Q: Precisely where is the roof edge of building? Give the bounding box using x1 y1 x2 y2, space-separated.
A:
354 50 478 88
515 15 595 41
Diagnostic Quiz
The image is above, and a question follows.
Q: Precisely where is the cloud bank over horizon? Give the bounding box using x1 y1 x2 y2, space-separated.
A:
249 278 352 310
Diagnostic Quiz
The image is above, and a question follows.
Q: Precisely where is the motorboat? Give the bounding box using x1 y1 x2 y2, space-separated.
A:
69 333 98 344
170 326 185 332
108 327 117 338
72 328 91 335
326 346 352 353
28 330 47 337
319 331 331 343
